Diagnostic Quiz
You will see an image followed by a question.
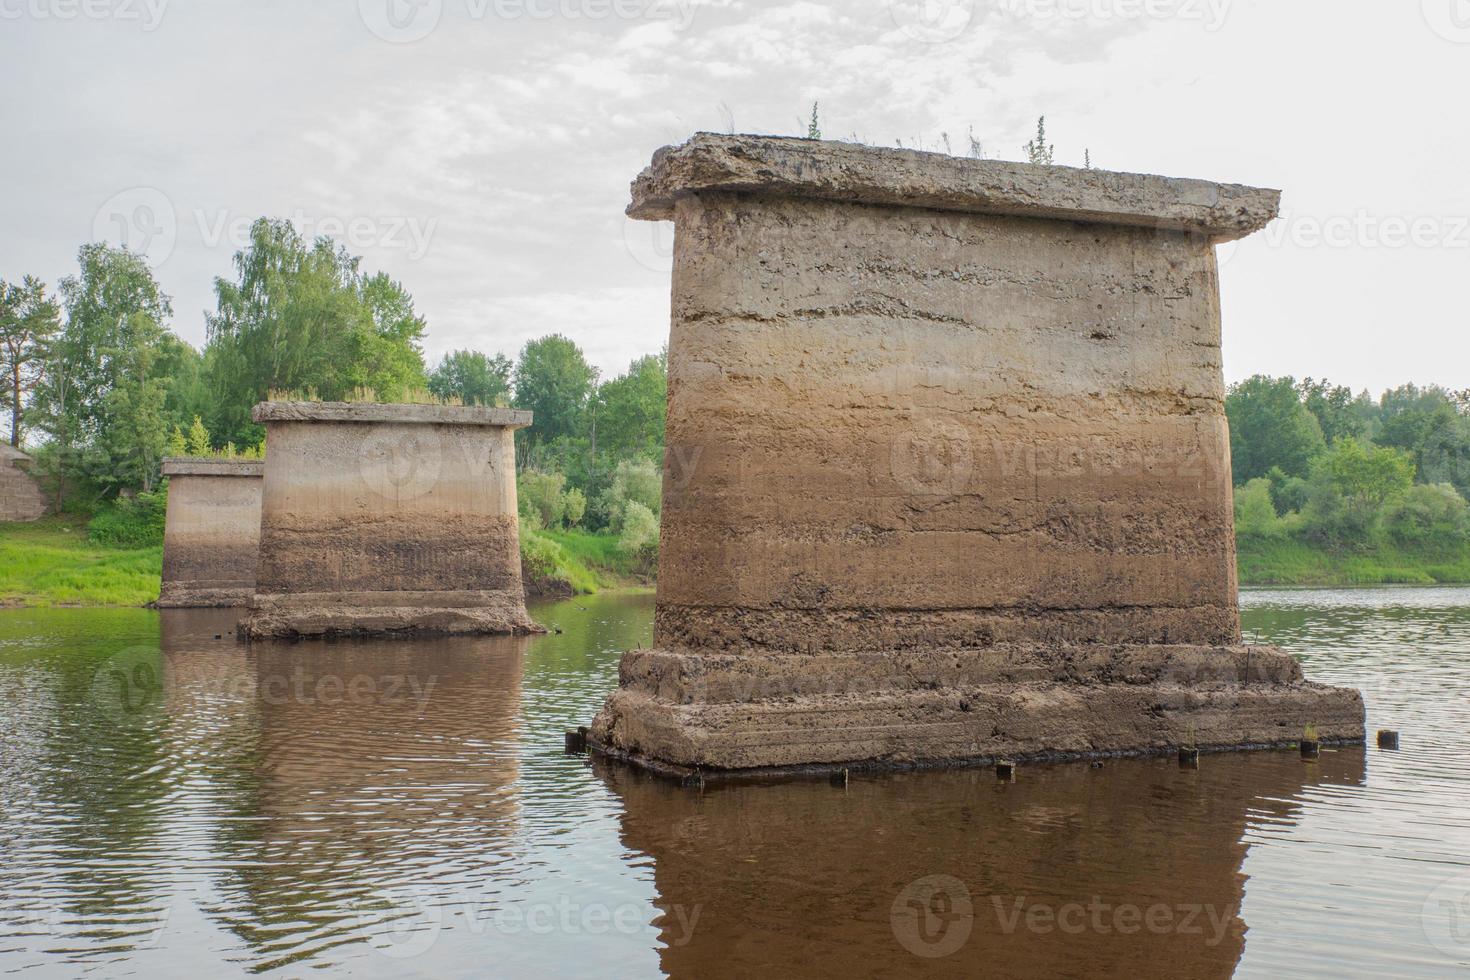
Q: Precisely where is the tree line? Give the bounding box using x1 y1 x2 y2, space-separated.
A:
1226 376 1470 549
0 218 665 546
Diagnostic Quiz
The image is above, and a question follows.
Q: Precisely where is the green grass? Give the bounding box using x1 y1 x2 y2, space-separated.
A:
1237 534 1470 586
0 517 162 607
521 526 654 597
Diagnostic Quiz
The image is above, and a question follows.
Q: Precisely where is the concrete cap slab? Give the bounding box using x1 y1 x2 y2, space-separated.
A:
252 401 533 428
162 458 265 477
629 133 1280 243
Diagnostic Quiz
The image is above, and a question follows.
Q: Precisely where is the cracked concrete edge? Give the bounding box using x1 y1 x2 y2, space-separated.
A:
628 133 1280 242
162 458 265 478
251 401 533 428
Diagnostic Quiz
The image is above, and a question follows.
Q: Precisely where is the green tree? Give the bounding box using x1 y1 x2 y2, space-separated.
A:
204 219 427 445
1300 439 1415 546
563 487 586 528
0 275 61 447
593 351 666 461
1234 478 1289 537
513 334 598 454
1384 483 1470 544
1374 385 1470 497
186 415 212 456
1297 378 1370 446
618 499 660 558
518 469 567 529
33 244 174 505
806 101 822 140
427 349 512 406
1225 375 1326 483
98 311 171 491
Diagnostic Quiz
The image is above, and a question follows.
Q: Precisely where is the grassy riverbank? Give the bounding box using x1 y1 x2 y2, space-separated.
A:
1237 535 1470 586
0 518 162 607
0 518 649 608
7 516 1466 607
520 525 654 597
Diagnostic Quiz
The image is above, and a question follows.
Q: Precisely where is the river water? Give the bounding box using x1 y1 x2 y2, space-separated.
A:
0 588 1467 978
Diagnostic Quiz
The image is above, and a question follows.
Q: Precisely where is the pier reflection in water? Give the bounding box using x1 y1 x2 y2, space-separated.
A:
0 589 1468 976
598 749 1364 978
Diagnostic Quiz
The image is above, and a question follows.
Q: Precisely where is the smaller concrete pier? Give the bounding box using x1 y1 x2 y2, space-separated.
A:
242 401 541 639
159 458 264 607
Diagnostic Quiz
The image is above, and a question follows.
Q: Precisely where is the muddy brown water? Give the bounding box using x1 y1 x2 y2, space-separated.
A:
1 588 1467 977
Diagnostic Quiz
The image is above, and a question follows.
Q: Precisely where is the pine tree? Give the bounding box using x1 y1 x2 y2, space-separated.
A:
807 101 822 140
186 415 211 456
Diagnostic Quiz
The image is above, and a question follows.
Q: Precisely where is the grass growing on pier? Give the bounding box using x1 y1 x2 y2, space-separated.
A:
0 518 162 607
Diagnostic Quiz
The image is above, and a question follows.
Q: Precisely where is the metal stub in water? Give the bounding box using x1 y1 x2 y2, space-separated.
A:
1178 747 1200 769
1377 730 1401 750
995 761 1016 782
681 771 706 790
563 729 587 754
1300 740 1321 760
830 768 849 788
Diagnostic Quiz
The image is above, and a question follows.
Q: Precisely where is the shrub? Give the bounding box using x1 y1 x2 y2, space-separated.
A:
617 500 660 558
594 458 662 532
518 470 567 529
562 487 586 528
1384 483 1470 544
1299 439 1415 548
87 489 167 548
1234 478 1287 538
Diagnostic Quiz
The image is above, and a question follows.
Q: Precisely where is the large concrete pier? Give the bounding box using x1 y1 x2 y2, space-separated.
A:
242 401 542 638
591 134 1364 774
159 458 263 608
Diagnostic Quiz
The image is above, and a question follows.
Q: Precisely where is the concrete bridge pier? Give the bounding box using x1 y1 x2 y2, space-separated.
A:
590 134 1364 775
159 458 264 608
242 401 542 639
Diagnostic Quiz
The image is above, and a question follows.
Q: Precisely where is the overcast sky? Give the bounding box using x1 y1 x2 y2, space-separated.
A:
3 0 1466 393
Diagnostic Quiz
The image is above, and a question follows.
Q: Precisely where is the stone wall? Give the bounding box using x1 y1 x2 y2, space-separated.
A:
0 446 46 523
591 134 1364 774
244 402 542 638
159 459 264 607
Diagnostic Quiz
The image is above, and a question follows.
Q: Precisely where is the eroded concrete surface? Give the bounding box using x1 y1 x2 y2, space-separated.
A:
242 403 542 639
592 134 1363 774
159 459 263 608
